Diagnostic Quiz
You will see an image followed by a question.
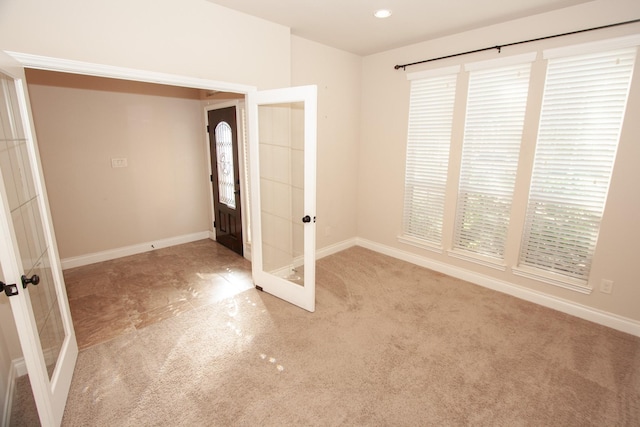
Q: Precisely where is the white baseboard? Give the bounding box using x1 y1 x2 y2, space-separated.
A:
12 359 26 378
355 238 640 338
317 238 357 260
61 231 211 270
59 232 638 335
3 358 26 427
243 243 252 262
263 239 357 278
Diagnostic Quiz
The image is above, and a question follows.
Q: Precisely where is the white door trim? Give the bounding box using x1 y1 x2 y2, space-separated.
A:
5 51 255 94
5 51 257 262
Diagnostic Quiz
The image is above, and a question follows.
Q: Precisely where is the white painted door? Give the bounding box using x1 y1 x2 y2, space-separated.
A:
247 86 317 312
0 52 77 426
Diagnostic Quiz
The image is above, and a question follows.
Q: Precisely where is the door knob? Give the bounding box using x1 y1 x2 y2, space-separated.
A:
0 281 18 297
21 274 40 289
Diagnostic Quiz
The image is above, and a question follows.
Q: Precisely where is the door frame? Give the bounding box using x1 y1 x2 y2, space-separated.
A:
5 52 257 262
6 51 255 95
204 101 251 260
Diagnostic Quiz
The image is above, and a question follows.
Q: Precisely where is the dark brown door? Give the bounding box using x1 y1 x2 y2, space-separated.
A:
208 106 243 256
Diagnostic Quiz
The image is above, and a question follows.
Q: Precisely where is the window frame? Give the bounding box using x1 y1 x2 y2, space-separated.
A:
513 41 639 292
449 53 536 267
399 66 460 252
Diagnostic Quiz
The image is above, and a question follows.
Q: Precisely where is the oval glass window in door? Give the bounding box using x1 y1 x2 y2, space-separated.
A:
215 121 236 209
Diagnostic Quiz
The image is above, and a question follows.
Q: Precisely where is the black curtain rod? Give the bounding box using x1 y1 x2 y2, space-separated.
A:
394 18 640 70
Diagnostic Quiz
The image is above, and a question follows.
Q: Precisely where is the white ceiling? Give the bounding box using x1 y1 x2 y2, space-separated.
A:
206 0 591 56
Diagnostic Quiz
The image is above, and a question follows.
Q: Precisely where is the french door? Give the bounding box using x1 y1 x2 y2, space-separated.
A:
247 86 317 312
0 51 77 426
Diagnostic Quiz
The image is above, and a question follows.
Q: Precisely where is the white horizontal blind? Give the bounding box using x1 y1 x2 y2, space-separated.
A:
519 47 637 282
402 73 457 244
454 62 532 259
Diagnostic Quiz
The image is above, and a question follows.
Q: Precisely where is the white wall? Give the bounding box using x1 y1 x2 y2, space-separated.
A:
19 36 363 271
291 36 362 250
358 0 640 322
0 0 294 397
26 71 210 259
0 0 291 418
0 0 291 90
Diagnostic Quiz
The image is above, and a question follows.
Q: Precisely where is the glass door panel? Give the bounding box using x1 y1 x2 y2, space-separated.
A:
0 51 77 426
1 72 66 380
248 86 316 312
259 102 305 284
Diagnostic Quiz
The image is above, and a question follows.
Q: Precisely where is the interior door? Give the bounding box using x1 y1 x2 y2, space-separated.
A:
247 85 317 312
0 52 77 426
208 106 243 256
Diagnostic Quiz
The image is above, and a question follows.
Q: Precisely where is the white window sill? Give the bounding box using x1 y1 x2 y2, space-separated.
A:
512 266 592 294
447 249 507 271
397 235 443 254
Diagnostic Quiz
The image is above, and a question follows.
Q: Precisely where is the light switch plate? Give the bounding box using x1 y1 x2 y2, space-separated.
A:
111 158 128 168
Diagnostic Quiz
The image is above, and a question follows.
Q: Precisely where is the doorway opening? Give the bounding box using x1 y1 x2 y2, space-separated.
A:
2 51 256 425
4 52 318 425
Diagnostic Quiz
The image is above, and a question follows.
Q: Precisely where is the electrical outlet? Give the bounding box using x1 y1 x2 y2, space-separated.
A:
599 279 613 294
111 157 128 168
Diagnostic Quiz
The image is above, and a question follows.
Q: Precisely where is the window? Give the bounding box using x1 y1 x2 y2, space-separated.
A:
516 46 637 289
400 37 637 293
215 121 236 209
401 67 458 248
452 57 533 262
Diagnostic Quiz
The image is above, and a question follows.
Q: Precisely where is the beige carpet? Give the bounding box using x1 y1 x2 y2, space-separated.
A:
15 247 640 425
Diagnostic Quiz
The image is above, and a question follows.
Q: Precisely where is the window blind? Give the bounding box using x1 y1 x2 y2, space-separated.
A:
402 72 457 245
518 47 637 283
453 62 532 259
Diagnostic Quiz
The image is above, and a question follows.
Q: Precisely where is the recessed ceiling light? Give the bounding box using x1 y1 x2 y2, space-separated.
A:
374 9 392 19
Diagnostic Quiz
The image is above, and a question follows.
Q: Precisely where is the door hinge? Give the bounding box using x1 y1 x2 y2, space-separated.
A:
213 221 216 229
207 125 210 133
0 281 18 297
210 174 213 182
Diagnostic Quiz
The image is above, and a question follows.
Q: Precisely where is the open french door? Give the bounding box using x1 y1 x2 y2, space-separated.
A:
247 85 317 312
0 51 77 425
